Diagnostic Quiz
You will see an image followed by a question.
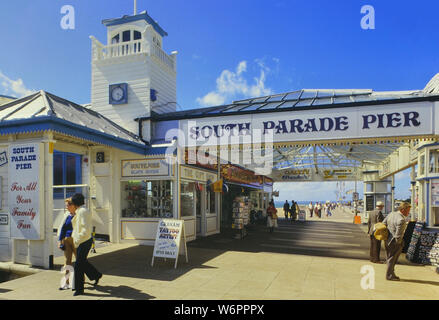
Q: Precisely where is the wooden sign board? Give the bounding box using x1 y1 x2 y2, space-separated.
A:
151 219 188 269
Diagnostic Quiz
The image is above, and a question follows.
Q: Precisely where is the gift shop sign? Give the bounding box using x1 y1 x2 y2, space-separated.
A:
122 159 170 177
8 143 42 240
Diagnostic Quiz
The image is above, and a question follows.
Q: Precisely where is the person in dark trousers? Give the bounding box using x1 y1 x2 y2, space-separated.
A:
283 200 290 220
71 193 102 296
368 201 385 263
290 200 296 222
383 202 411 281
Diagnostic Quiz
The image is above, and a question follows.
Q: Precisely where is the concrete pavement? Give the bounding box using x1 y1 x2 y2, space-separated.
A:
0 206 438 300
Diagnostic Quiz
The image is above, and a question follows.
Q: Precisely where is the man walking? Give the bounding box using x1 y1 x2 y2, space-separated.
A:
383 202 411 281
368 201 385 263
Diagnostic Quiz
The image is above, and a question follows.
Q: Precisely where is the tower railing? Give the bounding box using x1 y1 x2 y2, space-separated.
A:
90 36 175 72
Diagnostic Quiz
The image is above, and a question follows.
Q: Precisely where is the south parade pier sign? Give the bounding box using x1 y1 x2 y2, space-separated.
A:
180 102 435 146
8 143 43 240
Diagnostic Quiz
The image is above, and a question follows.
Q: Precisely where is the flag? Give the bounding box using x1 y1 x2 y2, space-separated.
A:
212 179 223 193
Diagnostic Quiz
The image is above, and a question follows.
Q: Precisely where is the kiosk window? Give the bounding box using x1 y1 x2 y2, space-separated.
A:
53 151 82 199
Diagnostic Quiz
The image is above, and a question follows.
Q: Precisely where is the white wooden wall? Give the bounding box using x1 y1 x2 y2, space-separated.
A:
91 56 151 134
0 146 10 261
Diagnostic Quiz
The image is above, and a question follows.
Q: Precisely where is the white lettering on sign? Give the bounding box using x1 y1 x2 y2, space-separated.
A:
151 219 188 268
0 214 8 225
122 159 170 177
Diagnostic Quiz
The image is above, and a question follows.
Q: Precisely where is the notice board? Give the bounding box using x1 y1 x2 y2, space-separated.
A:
366 195 374 211
151 219 188 268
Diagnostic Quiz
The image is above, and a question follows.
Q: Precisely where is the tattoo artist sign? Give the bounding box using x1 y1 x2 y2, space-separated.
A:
151 219 188 268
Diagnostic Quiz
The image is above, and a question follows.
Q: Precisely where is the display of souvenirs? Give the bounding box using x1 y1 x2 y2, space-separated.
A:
232 196 251 239
121 180 173 218
406 221 439 267
406 222 424 262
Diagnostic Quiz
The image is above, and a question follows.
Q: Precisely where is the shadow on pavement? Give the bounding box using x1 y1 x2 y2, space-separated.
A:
58 244 225 283
399 279 439 286
81 284 155 299
56 217 422 282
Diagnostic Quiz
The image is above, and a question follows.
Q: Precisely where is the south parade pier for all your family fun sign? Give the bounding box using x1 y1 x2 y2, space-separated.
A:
8 143 43 240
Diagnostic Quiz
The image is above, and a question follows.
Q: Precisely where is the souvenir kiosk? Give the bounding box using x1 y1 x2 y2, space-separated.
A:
362 171 392 223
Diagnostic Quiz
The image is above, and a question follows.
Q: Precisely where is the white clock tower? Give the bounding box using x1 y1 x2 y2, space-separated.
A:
90 10 177 137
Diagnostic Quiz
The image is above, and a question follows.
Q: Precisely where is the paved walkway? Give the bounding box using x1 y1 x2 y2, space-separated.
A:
0 206 438 300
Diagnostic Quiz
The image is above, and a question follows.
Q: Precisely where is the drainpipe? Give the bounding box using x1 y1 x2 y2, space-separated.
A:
411 166 416 220
391 175 395 212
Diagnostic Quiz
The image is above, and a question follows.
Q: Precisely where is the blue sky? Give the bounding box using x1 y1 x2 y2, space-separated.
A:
0 0 437 201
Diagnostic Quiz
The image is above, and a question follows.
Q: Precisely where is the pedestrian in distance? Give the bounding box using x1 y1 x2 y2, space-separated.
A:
267 200 278 233
294 201 300 221
309 202 313 218
317 202 322 218
283 200 290 220
290 200 296 221
71 193 103 296
314 203 319 218
57 197 77 290
383 202 411 281
324 201 331 217
368 201 385 264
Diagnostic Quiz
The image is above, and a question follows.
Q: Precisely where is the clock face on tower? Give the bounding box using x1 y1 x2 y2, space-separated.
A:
109 83 128 104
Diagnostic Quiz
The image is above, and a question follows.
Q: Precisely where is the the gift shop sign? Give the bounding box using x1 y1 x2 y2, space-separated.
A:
122 159 170 177
8 143 42 240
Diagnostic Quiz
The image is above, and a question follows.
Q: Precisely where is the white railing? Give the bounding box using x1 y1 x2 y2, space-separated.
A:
90 36 175 71
104 40 144 58
151 44 175 71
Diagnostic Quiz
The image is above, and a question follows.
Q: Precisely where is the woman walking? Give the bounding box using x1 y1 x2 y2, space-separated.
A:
57 198 77 290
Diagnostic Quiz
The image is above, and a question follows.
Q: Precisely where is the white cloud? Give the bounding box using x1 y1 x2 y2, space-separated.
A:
196 60 275 107
0 71 34 97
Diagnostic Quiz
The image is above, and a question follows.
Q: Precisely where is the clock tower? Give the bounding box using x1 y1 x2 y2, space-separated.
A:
90 11 177 137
